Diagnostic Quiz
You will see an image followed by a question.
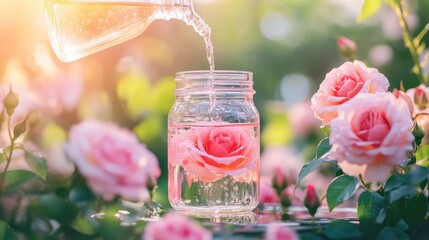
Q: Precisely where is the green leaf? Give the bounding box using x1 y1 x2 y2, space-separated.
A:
385 173 408 192
99 211 132 240
327 175 360 211
316 137 331 158
0 220 19 240
407 165 429 185
34 193 77 223
413 124 425 146
323 220 362 240
320 126 331 138
358 191 385 234
1 170 38 193
0 150 6 165
296 153 332 188
12 115 29 140
416 145 429 165
387 186 416 203
70 214 97 235
375 227 409 240
402 193 428 233
357 0 383 22
24 149 47 180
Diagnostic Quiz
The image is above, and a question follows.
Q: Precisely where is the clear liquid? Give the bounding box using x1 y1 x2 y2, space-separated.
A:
46 0 216 71
168 123 260 212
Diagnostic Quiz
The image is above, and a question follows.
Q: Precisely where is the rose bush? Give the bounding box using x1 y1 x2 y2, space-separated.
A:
66 119 160 201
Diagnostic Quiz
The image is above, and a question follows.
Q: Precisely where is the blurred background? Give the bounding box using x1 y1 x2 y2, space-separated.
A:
1 0 429 208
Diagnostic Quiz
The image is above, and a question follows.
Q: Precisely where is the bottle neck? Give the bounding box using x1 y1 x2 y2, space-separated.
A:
160 0 193 21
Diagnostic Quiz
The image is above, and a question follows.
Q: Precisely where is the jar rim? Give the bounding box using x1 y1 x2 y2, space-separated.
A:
174 70 254 97
175 70 252 81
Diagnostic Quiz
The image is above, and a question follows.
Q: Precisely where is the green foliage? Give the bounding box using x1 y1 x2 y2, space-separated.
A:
357 0 383 22
0 220 19 240
262 111 292 147
1 170 39 193
375 227 410 240
0 151 6 165
296 138 332 187
133 115 163 143
402 193 428 233
326 175 359 211
24 149 48 181
316 137 330 158
323 220 362 240
358 191 385 237
416 144 429 166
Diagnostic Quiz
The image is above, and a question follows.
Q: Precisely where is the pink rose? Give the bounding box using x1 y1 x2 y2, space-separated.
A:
406 84 429 116
260 180 280 204
287 101 320 138
329 93 414 182
32 71 83 115
66 120 160 201
169 125 258 182
264 224 300 240
143 214 212 240
311 60 389 125
393 89 413 115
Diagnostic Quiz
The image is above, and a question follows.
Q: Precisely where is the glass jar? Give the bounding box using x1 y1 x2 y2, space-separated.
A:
168 70 260 213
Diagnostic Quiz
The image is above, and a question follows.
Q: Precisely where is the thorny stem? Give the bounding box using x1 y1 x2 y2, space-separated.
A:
0 116 16 195
392 0 428 84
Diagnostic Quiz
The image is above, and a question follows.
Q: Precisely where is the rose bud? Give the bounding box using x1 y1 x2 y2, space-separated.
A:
413 85 429 111
272 167 288 195
3 87 19 116
337 36 357 61
304 184 320 217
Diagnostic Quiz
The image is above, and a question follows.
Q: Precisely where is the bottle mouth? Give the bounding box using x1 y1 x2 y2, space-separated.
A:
175 70 254 97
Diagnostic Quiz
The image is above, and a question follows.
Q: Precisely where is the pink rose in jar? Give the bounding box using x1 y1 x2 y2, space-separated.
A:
264 224 300 240
329 93 414 182
170 125 258 182
66 120 160 201
143 214 212 240
311 60 389 125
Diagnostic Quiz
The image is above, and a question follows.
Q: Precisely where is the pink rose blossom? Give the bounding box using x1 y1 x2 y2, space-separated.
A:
31 71 83 115
406 84 429 116
329 93 414 182
143 214 212 240
265 224 300 240
66 120 160 201
260 180 280 204
287 101 320 138
169 125 257 182
311 60 389 125
393 89 413 115
260 147 330 196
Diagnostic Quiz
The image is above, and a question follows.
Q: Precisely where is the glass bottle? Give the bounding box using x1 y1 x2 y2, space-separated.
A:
168 70 260 213
45 0 210 62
